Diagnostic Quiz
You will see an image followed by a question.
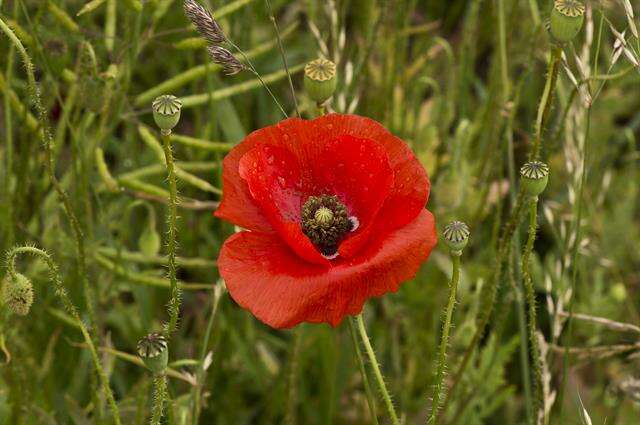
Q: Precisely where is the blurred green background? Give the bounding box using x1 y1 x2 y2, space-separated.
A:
1 0 639 423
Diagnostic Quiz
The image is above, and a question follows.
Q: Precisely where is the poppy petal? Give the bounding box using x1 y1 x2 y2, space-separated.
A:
238 143 328 265
218 209 437 328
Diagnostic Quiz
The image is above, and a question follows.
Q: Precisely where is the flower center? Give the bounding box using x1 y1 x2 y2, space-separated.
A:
301 195 353 257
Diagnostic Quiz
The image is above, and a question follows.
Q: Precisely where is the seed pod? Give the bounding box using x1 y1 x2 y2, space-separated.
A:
442 221 470 253
520 161 549 197
1 273 34 316
137 333 168 374
152 95 182 132
304 58 337 105
550 0 585 43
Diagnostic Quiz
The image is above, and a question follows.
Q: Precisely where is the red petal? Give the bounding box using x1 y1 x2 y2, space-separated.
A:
311 114 430 230
214 134 272 232
238 143 328 265
218 209 437 329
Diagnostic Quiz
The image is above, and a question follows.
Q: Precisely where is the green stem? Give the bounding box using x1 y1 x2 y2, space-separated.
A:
531 45 561 160
264 0 299 117
161 130 181 338
521 196 543 422
355 314 400 425
284 328 302 425
150 374 167 425
348 318 379 425
5 246 121 424
429 253 461 424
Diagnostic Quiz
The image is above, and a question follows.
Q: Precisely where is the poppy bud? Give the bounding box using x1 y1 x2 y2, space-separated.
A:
152 95 182 133
550 0 585 43
137 333 168 374
442 221 470 254
1 273 34 316
138 225 161 257
304 58 337 105
520 161 549 197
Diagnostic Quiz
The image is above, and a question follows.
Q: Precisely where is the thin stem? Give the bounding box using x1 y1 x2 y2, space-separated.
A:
348 318 379 425
5 246 121 424
284 328 302 425
264 0 299 117
227 39 288 118
429 253 461 424
160 130 181 338
531 45 562 160
355 313 400 425
521 196 543 422
150 374 168 425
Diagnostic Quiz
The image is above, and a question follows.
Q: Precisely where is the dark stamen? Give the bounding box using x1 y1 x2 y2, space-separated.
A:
301 195 353 257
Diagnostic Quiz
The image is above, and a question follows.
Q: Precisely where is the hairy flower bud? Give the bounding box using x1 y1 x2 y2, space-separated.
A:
442 221 470 254
550 0 585 43
152 95 182 132
520 161 549 197
137 333 168 374
1 273 34 316
304 58 337 105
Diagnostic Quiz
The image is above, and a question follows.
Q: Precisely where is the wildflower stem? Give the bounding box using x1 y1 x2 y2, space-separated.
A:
531 44 562 160
160 130 182 338
429 252 461 424
227 39 289 118
150 374 168 425
521 196 543 421
355 313 400 425
5 246 121 424
264 0 300 117
348 318 379 425
284 328 302 425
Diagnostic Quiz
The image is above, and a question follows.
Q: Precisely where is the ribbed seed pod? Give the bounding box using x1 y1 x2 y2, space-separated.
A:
137 333 168 374
520 161 550 197
550 0 585 42
304 58 337 104
152 95 182 132
442 221 470 253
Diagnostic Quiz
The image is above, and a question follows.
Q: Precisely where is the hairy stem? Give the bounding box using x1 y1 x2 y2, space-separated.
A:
5 246 120 424
531 45 561 160
348 318 379 425
160 130 181 338
355 313 400 425
429 253 461 424
522 196 543 422
150 374 167 425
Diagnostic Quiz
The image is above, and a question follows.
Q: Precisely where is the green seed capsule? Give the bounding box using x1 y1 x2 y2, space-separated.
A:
520 161 549 197
152 95 182 132
1 273 34 316
442 221 470 253
137 333 168 374
304 58 337 105
550 0 585 43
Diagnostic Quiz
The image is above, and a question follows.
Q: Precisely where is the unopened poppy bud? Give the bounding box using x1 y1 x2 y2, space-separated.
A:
152 95 182 133
442 221 470 254
520 161 549 197
137 333 168 374
138 225 161 256
1 273 34 316
550 0 585 43
304 58 337 105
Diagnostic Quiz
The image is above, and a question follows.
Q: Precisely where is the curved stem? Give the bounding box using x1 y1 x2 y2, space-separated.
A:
429 253 461 424
348 318 379 425
522 196 543 422
5 246 121 424
161 130 181 338
355 313 400 425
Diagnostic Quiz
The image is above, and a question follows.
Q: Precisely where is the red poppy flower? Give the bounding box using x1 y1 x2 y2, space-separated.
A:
215 114 437 328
